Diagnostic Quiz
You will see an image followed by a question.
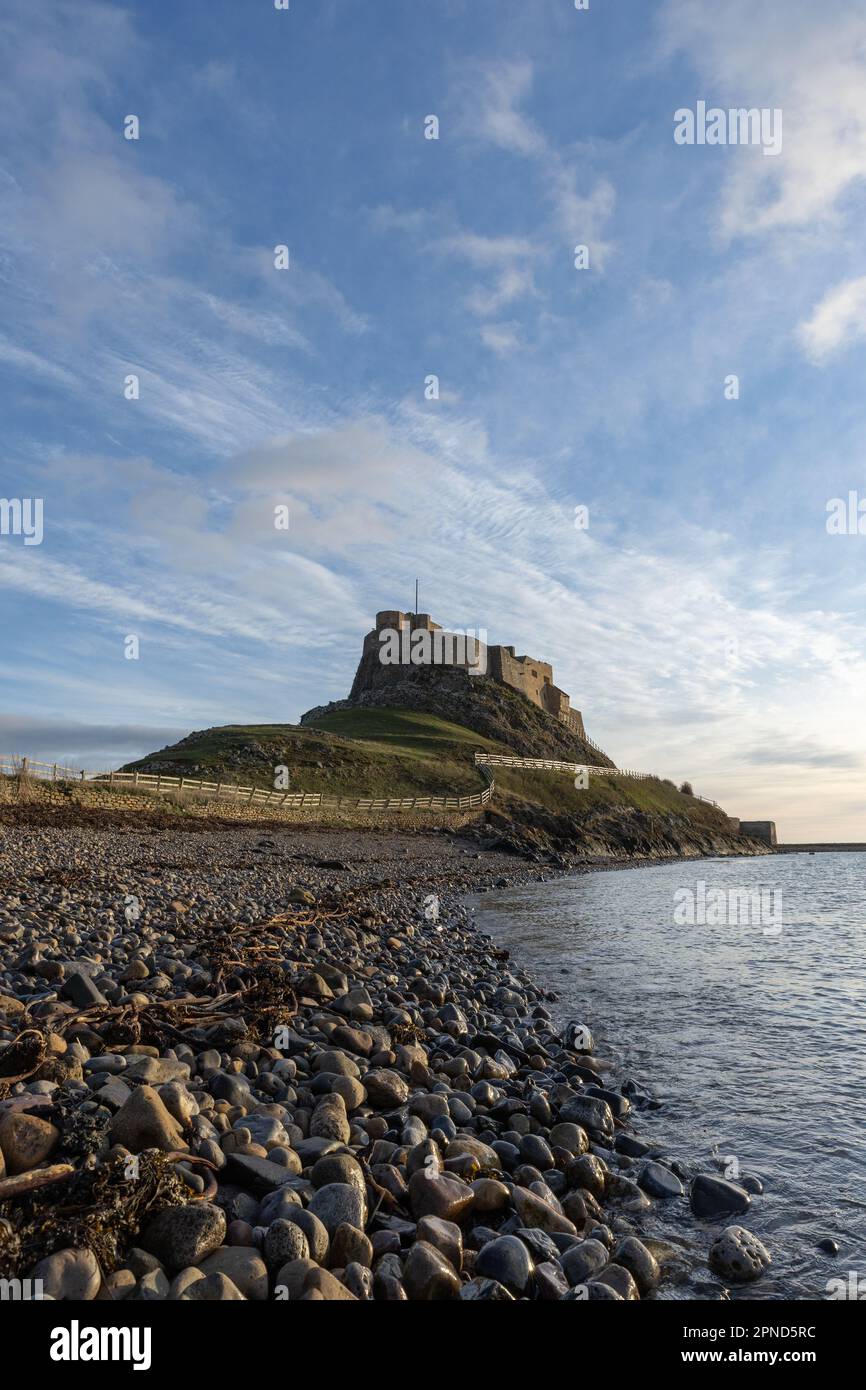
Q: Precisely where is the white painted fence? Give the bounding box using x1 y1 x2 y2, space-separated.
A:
2 749 719 812
0 756 86 781
87 765 496 813
474 751 654 780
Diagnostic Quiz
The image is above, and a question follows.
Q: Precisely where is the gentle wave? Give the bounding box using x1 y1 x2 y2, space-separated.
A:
473 853 866 1300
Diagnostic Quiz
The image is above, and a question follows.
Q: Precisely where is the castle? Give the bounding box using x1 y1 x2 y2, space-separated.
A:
349 610 587 739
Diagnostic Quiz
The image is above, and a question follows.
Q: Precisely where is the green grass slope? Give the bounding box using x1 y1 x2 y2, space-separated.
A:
493 765 726 826
122 708 735 834
122 710 503 798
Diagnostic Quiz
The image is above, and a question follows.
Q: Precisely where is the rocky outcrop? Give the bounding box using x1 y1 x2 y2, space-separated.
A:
302 667 614 767
468 797 769 862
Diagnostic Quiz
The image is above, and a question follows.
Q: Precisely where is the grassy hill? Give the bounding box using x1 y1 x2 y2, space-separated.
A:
492 764 725 824
301 664 616 767
120 708 757 861
121 709 503 798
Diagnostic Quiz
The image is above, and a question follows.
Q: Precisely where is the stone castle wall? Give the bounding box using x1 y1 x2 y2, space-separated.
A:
352 611 585 738
739 820 778 846
487 645 585 738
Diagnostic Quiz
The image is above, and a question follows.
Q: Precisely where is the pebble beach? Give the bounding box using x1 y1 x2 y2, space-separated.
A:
0 821 771 1302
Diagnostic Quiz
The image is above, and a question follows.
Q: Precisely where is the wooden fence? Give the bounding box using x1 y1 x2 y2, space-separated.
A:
2 749 719 812
86 764 496 813
582 731 613 761
473 752 719 805
0 755 86 781
474 751 654 780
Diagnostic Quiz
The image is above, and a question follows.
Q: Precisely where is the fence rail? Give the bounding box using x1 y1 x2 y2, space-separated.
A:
85 765 496 813
0 755 86 781
474 752 719 804
474 752 654 781
2 749 719 813
582 731 613 761
1 753 495 812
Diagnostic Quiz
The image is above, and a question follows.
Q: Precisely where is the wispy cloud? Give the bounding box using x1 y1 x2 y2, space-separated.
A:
797 276 866 362
658 0 866 239
453 58 616 260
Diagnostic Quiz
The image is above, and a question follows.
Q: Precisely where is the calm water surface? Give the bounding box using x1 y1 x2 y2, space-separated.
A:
471 853 866 1300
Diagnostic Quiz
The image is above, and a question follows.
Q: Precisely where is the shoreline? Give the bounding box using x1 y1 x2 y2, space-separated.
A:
0 819 770 1300
468 851 857 1304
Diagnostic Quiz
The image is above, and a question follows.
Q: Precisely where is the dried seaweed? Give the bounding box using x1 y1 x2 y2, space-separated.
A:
49 1092 113 1161
0 1029 48 1097
0 1150 192 1279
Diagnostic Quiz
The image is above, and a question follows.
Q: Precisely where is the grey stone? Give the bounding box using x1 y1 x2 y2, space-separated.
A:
459 1277 515 1301
708 1226 771 1282
560 1238 609 1286
30 1247 101 1301
209 1072 253 1108
109 1085 187 1153
129 1269 170 1301
638 1161 684 1199
264 1218 309 1269
61 970 107 1008
594 1262 639 1300
403 1240 461 1300
225 1152 298 1194
558 1094 615 1142
125 1056 190 1085
274 1207 330 1264
140 1203 226 1272
330 1222 373 1269
308 1181 367 1236
612 1236 660 1295
690 1174 751 1220
364 1069 410 1108
474 1234 534 1295
179 1272 245 1300
197 1247 269 1300
274 1257 318 1300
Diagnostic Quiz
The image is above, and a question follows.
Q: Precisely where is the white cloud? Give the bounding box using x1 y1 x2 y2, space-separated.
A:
454 59 616 260
464 60 546 158
659 0 866 238
7 402 866 832
479 322 521 355
0 335 78 387
797 276 866 362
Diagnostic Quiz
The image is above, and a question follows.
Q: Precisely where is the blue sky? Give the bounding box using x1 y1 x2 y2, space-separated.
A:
2 0 866 839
